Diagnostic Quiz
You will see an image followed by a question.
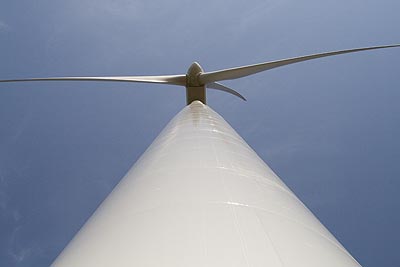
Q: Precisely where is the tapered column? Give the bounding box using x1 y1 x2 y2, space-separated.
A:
52 101 361 267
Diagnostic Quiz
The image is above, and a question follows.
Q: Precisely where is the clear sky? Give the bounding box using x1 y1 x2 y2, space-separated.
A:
1 0 399 266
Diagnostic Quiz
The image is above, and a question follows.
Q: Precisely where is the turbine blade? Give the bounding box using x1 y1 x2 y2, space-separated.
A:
199 44 400 84
207 82 246 101
0 75 187 86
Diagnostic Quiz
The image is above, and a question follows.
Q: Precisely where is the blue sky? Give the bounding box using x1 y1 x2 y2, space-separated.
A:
1 0 400 266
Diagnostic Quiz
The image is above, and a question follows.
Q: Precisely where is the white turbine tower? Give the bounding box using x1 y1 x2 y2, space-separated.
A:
1 44 399 266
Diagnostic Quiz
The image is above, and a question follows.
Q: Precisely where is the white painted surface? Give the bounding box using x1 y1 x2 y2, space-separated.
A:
52 101 361 267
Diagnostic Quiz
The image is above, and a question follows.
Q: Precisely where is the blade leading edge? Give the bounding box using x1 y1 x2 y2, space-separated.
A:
207 82 246 101
0 75 187 86
199 44 400 84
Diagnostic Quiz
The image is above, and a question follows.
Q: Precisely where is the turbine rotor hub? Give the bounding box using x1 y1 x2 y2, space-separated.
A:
186 62 206 105
186 62 204 87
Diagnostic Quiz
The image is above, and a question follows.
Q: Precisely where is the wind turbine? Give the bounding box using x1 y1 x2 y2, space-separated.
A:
1 44 399 266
